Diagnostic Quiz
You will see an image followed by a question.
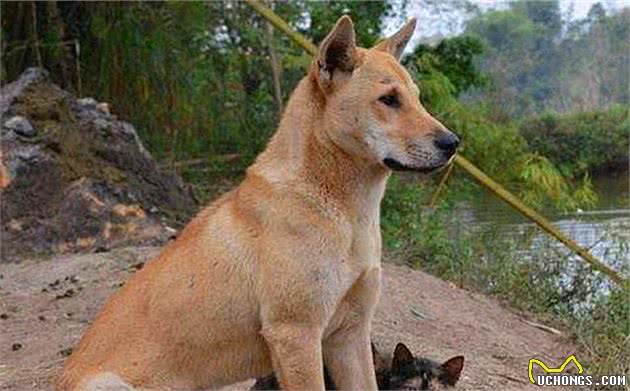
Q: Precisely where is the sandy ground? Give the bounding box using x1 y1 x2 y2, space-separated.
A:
1 247 577 390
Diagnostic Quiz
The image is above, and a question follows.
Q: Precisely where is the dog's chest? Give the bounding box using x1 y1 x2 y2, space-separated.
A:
347 212 382 268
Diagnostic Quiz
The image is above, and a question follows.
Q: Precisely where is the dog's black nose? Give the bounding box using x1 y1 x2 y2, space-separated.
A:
434 132 460 154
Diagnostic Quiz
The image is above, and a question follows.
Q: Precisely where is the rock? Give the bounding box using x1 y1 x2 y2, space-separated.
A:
7 219 23 231
76 97 97 108
96 102 110 114
0 68 198 262
4 116 36 137
0 68 50 116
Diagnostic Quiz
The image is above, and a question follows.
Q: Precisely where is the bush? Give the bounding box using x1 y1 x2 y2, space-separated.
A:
520 105 630 177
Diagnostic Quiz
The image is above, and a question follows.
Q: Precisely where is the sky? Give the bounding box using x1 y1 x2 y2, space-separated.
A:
384 0 627 44
558 0 625 19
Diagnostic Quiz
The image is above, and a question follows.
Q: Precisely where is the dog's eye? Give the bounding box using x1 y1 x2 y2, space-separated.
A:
378 94 401 108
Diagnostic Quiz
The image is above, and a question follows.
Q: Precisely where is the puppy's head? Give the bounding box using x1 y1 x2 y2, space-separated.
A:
312 16 459 173
389 343 464 390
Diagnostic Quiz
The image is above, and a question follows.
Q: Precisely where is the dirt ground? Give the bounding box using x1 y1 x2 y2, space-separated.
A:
0 246 577 390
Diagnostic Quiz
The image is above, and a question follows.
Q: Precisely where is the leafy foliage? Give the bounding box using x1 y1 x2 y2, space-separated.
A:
406 36 486 96
520 106 630 177
291 1 393 47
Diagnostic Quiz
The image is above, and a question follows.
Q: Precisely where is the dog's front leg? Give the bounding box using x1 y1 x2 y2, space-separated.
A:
262 323 325 390
323 268 380 391
323 323 376 390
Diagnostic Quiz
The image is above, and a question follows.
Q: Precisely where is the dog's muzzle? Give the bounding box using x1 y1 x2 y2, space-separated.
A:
383 158 445 173
383 131 460 173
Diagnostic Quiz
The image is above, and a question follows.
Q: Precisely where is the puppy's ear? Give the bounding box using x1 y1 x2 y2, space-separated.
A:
374 18 416 61
441 356 464 385
316 15 357 90
392 343 414 372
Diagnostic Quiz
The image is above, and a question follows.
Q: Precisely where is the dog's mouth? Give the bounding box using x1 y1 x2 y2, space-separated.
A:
383 157 447 173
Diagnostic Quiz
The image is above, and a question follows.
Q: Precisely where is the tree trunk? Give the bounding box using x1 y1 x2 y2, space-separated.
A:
29 2 43 68
46 1 73 89
264 1 283 117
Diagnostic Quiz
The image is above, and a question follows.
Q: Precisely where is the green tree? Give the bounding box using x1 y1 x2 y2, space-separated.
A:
405 35 486 96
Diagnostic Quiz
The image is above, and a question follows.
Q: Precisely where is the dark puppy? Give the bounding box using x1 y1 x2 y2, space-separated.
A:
252 343 464 390
386 343 464 390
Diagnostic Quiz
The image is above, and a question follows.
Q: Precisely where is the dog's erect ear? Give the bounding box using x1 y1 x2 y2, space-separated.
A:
440 356 464 385
316 15 357 89
374 18 417 61
392 343 414 372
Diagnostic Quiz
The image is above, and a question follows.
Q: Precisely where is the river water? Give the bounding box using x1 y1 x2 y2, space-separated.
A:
454 168 629 303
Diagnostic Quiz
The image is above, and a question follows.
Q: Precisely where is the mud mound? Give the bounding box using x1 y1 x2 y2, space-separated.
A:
0 68 197 262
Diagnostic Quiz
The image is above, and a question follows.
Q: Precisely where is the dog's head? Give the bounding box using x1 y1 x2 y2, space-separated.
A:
388 343 464 390
312 16 459 173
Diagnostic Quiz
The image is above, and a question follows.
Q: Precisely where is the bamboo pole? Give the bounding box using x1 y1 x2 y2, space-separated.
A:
430 162 455 207
244 0 628 288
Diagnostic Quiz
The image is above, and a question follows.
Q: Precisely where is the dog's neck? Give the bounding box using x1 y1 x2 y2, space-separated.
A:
251 75 390 217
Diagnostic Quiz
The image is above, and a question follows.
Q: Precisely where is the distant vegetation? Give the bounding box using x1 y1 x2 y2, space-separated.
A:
521 105 629 177
2 0 628 380
465 2 629 118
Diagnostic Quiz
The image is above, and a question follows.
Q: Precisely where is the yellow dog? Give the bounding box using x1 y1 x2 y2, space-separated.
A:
57 16 458 391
